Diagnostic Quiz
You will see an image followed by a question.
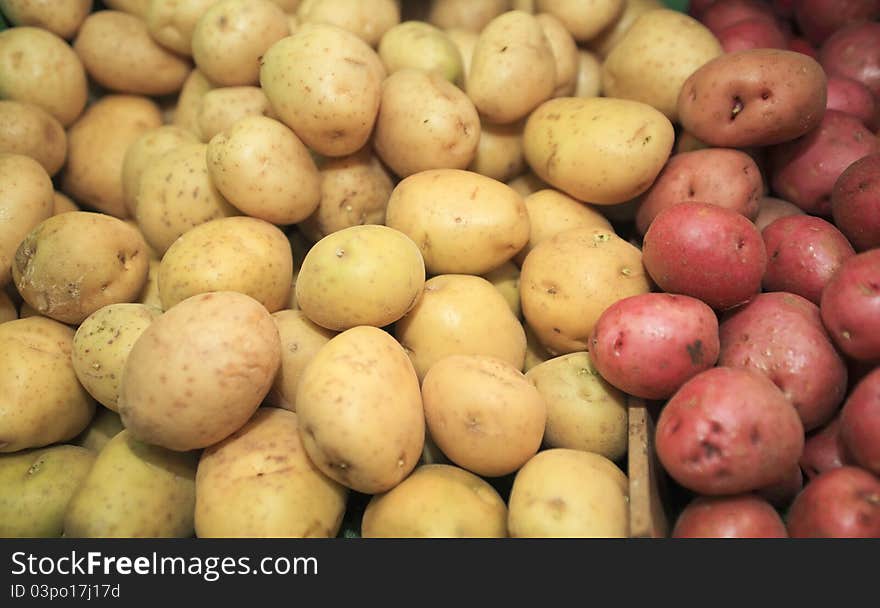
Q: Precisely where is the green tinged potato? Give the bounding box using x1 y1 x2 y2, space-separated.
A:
74 408 125 453
0 445 95 537
378 21 464 83
64 430 198 538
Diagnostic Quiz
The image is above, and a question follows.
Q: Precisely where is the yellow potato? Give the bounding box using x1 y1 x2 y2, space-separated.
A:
507 171 549 197
526 352 628 459
104 0 151 18
52 191 80 215
295 326 425 494
121 125 200 217
295 225 425 330
385 169 530 275
63 95 164 218
0 317 96 453
74 407 124 453
602 9 723 122
482 260 521 318
260 23 386 157
395 274 526 380
64 430 198 538
286 11 299 32
206 115 321 225
534 0 625 42
138 259 163 310
468 119 526 183
423 355 546 477
192 0 290 86
523 322 552 371
0 445 95 537
196 408 348 537
197 86 277 142
173 68 216 138
0 153 54 287
297 0 400 47
574 49 602 98
363 464 507 538
0 100 66 176
298 146 394 242
374 69 480 177
378 21 464 83
72 304 162 412
13 212 151 325
520 226 650 355
0 26 88 126
159 217 293 312
588 0 664 58
135 142 239 255
272 0 301 11
428 0 509 32
467 11 556 125
147 0 220 56
536 13 578 97
0 290 16 324
513 0 535 11
523 96 675 205
0 0 92 40
119 292 281 451
265 309 336 411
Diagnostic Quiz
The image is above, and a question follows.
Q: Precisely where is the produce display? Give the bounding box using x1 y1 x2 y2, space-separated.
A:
1 0 880 540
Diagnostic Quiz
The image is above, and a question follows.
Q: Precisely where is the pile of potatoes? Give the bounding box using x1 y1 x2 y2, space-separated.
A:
0 0 879 539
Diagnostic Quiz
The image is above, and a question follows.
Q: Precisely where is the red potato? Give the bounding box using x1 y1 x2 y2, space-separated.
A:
826 75 878 130
588 293 720 400
821 249 880 361
689 0 719 19
719 292 848 431
771 0 795 18
716 18 787 54
769 110 880 216
800 415 848 480
655 367 804 496
756 464 803 508
761 215 856 305
787 466 880 538
700 1 776 35
635 148 762 236
840 367 880 474
832 153 880 251
642 202 766 311
754 196 804 231
672 494 788 538
820 22 880 97
794 0 880 47
787 37 819 60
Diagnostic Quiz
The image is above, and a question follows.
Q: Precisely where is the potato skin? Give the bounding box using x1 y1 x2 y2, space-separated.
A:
754 196 804 232
0 101 67 176
297 0 399 47
196 408 347 538
74 407 124 453
825 74 878 130
820 250 880 361
0 290 16 324
379 21 464 83
786 466 880 538
589 293 720 400
197 86 277 142
677 49 827 148
672 495 788 538
832 153 880 252
800 415 848 480
655 367 804 495
0 0 92 40
820 22 880 97
534 0 624 42
839 368 880 475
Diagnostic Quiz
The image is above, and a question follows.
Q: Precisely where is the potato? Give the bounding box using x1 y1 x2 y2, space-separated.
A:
537 0 625 42
0 290 15 324
833 153 880 252
297 0 399 47
298 147 394 242
196 408 347 537
64 430 197 538
72 304 161 412
757 464 804 510
63 95 164 219
642 202 766 311
147 0 219 56
379 21 463 83
840 368 880 476
0 100 66 176
820 23 880 98
672 495 788 538
535 13 578 98
266 310 335 411
656 367 805 495
121 125 200 217
508 448 629 538
0 0 91 40
119 292 280 451
260 24 385 157
827 74 879 133
444 27 477 80
135 143 240 255
467 11 556 125
800 416 847 481
159 217 293 312
786 467 880 538
588 0 663 58
385 169 529 275
602 10 722 122
428 0 509 32
678 49 827 148
104 0 150 18
0 26 88 126
507 171 549 197
363 464 507 538
520 226 650 355
423 355 545 477
0 317 96 453
525 352 627 460
513 189 610 266
574 50 601 98
523 97 675 205
52 191 80 216
762 216 855 305
271 0 301 11
296 326 424 494
13 213 150 325
295 225 425 330
192 0 289 86
196 86 277 142
374 70 480 177
0 445 95 537
0 153 53 287
173 68 216 138
716 17 787 54
74 407 124 453
635 148 762 235
797 1 880 46
74 11 191 96
719 292 848 432
482 261 521 318
468 119 526 183
589 293 720 401
395 274 526 380
755 196 805 232
206 116 321 225
820 250 880 361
